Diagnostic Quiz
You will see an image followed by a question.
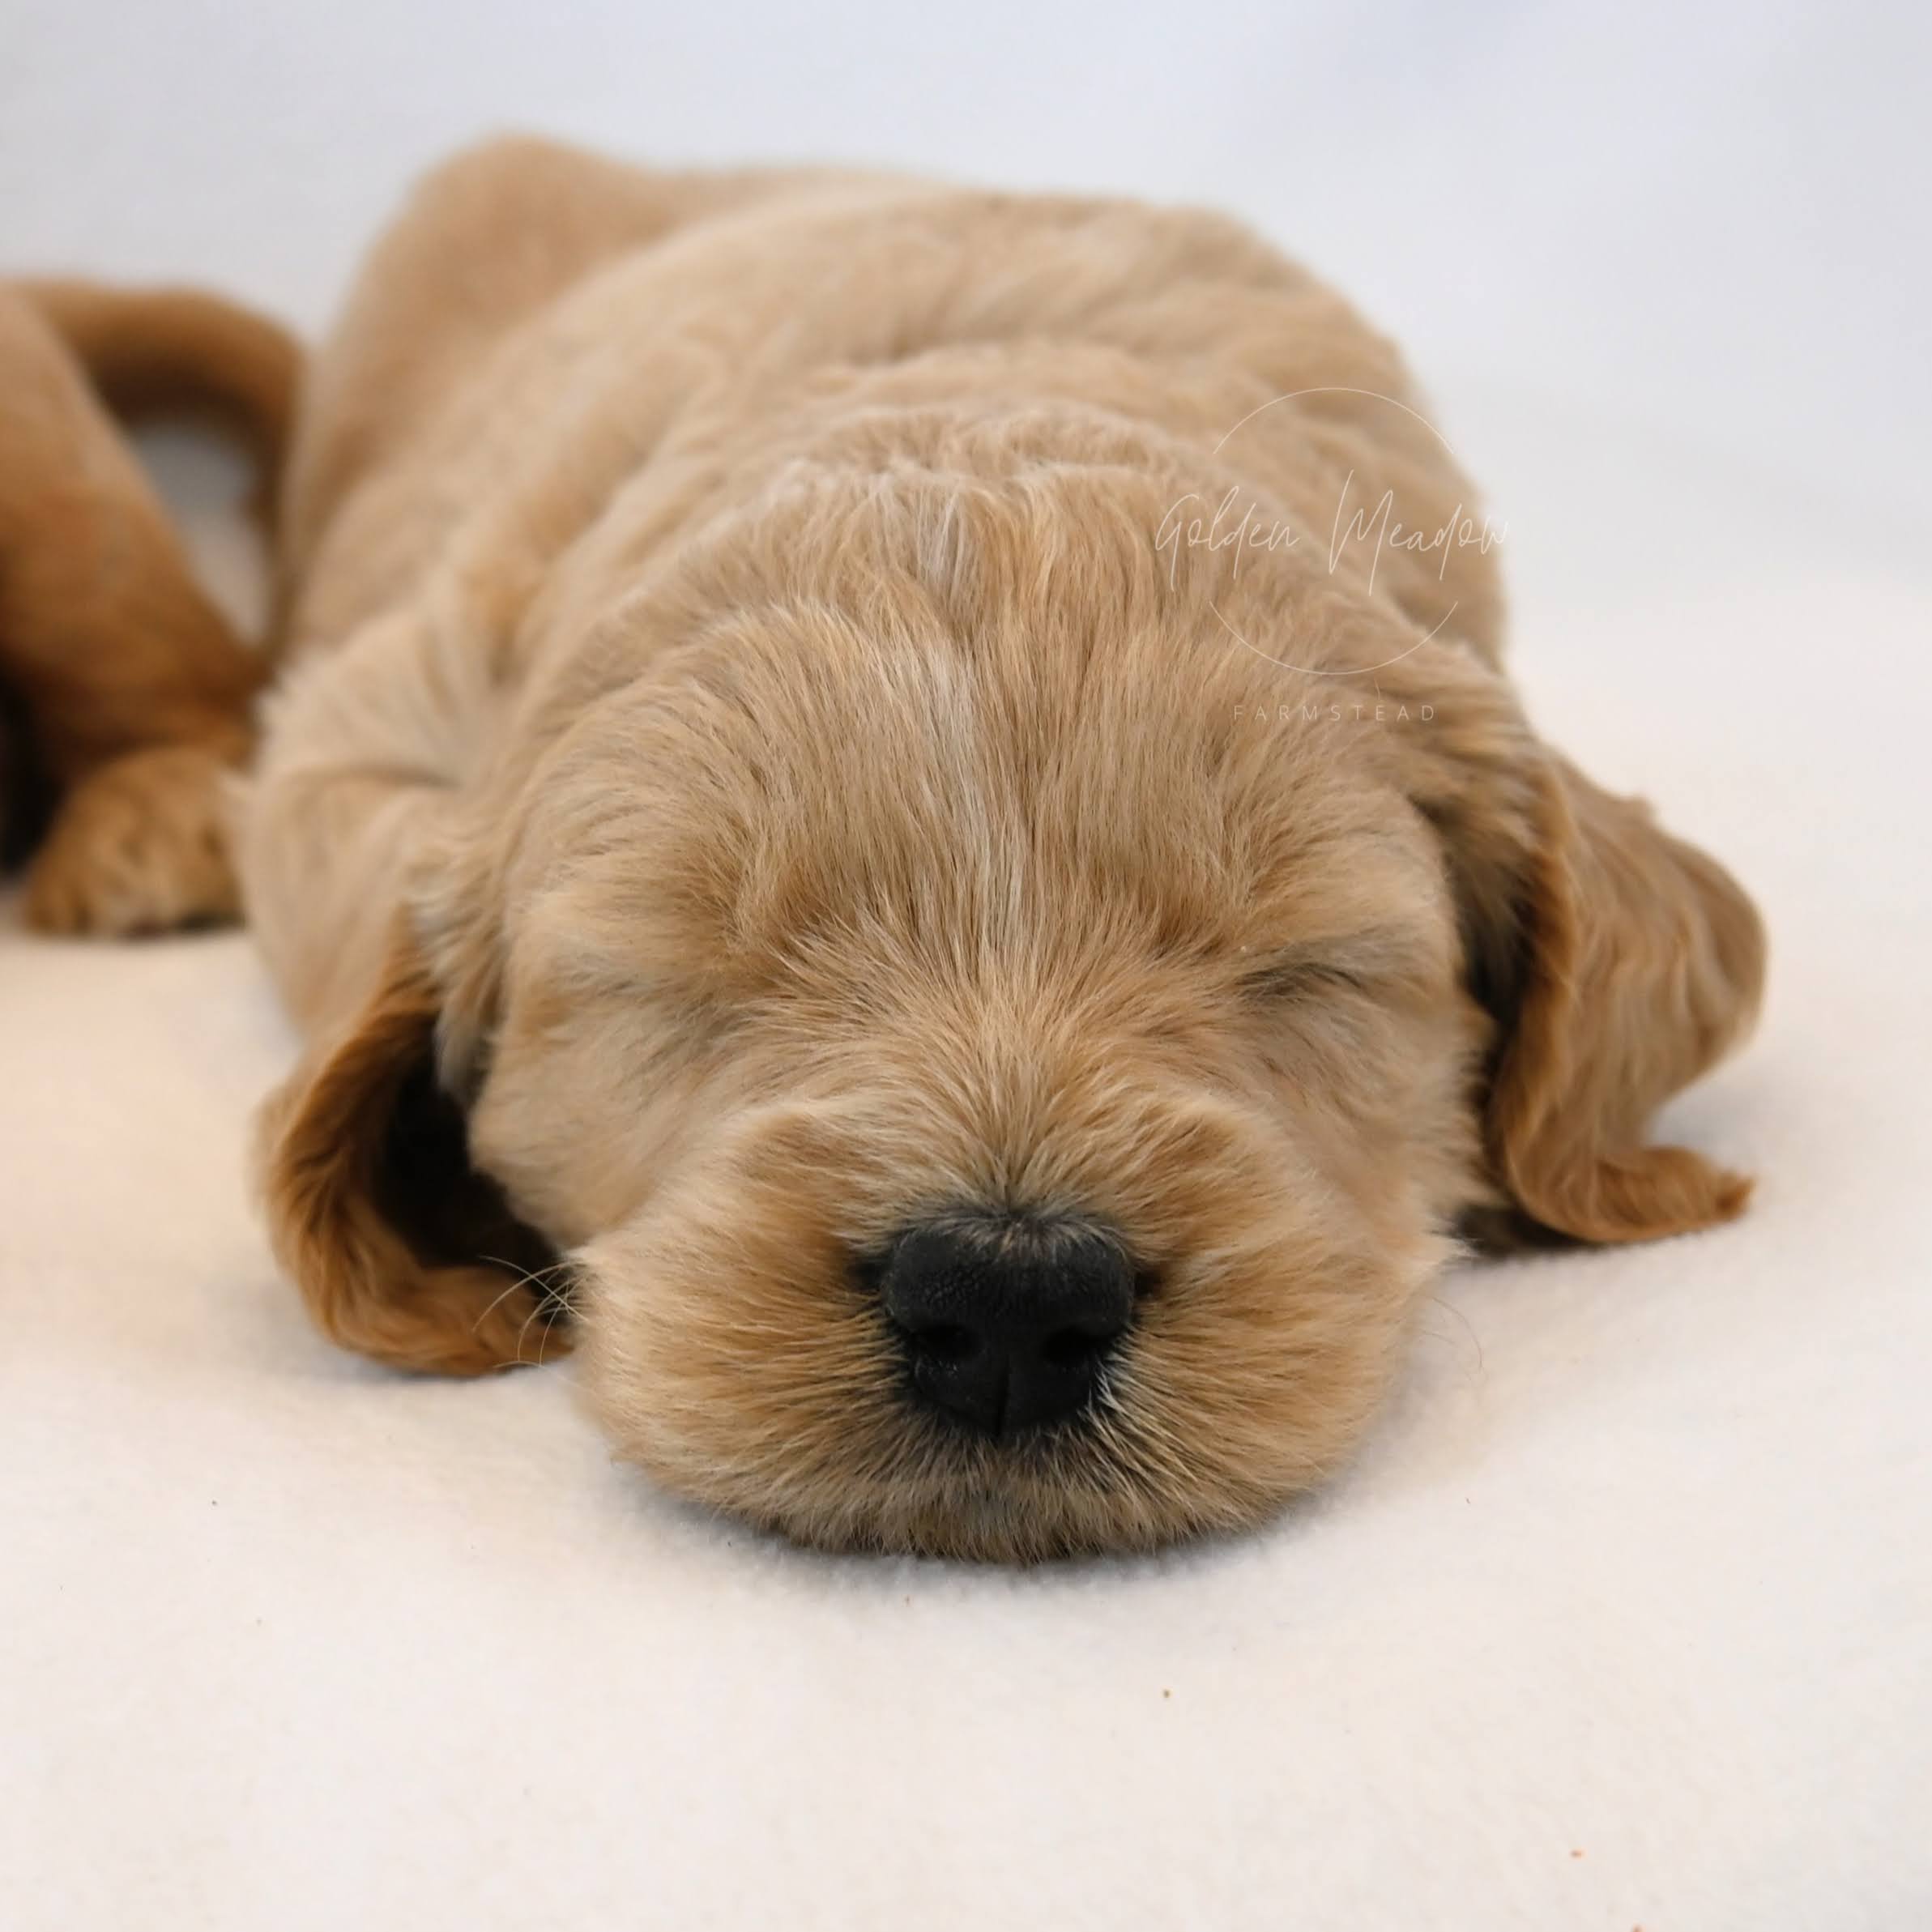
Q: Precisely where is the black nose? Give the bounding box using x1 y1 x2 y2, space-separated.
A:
877 1213 1135 1437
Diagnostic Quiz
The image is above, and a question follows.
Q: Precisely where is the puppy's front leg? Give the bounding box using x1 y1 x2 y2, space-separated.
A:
237 594 504 1039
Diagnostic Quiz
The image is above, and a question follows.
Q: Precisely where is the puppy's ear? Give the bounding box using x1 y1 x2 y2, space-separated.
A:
1476 753 1766 1240
1387 646 1766 1242
258 923 565 1374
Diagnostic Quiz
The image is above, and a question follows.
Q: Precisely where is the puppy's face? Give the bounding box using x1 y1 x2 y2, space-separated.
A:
467 601 1479 1557
262 472 1764 1560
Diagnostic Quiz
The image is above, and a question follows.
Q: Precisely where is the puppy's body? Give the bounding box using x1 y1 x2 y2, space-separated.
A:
250 139 1764 1558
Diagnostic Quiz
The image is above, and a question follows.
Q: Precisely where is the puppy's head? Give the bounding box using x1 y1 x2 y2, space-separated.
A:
260 456 1763 1559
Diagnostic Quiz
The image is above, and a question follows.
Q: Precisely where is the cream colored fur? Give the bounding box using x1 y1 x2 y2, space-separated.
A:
243 137 1764 1559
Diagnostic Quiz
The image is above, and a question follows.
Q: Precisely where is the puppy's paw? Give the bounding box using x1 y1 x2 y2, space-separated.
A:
24 744 242 936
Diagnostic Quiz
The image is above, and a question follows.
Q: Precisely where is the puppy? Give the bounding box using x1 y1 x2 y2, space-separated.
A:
0 280 297 932
241 138 1764 1559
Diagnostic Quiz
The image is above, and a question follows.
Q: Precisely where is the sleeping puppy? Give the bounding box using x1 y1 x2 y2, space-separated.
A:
243 138 1764 1559
0 281 296 930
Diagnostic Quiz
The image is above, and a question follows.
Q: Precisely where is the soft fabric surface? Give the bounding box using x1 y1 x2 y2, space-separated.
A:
5 380 1926 1932
4 6 1928 1926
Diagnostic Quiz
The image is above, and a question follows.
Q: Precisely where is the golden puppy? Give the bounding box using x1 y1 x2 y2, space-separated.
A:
243 138 1764 1559
0 281 297 931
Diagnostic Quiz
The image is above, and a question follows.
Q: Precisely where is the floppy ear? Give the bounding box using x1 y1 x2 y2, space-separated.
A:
1384 646 1766 1242
258 922 568 1373
1478 752 1766 1239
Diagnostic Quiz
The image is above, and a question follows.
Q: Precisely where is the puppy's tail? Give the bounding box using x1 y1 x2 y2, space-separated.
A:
8 278 302 510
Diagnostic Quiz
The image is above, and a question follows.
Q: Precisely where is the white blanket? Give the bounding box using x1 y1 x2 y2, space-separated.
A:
3 5 1928 1926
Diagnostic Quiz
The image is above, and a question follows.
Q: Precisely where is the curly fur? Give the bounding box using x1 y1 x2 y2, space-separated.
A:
235 138 1764 1559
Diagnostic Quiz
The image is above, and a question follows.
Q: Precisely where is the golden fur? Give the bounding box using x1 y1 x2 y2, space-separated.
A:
232 137 1764 1559
0 281 296 929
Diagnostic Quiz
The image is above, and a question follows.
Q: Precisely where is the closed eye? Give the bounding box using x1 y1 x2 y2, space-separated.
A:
1236 953 1373 1003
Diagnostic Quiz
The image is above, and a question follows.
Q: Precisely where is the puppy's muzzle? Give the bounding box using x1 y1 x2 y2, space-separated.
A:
876 1212 1135 1437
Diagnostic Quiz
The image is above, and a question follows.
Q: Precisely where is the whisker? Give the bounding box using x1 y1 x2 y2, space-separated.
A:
470 1275 531 1337
1423 1292 1486 1375
512 1299 548 1366
472 1255 575 1346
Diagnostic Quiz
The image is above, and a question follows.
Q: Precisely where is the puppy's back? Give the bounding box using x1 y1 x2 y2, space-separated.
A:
281 138 1494 672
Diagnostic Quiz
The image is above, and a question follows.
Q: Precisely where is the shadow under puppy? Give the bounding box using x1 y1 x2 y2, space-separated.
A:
0 279 296 930
232 138 1766 1560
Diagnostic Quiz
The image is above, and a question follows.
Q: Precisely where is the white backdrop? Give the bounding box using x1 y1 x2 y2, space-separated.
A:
2 6 1929 1929
4 0 1927 525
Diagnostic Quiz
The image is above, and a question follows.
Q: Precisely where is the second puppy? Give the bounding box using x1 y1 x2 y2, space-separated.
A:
0 280 296 932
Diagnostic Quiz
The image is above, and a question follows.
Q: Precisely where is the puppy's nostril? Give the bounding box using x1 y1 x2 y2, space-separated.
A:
1039 1325 1106 1370
906 1322 977 1366
876 1211 1137 1437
